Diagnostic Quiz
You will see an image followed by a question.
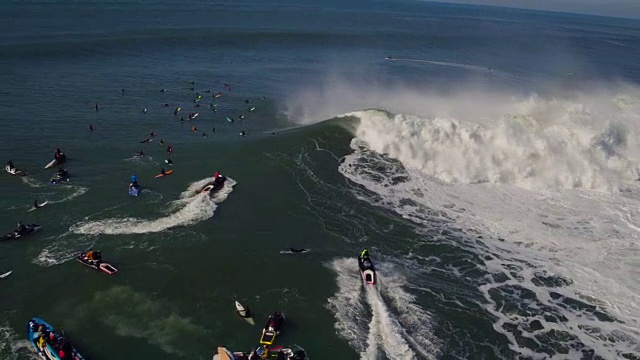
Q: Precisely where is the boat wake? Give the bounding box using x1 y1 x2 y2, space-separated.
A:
337 88 640 359
327 258 440 360
70 176 235 235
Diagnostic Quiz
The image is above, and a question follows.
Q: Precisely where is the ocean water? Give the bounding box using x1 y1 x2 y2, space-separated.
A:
1 1 640 359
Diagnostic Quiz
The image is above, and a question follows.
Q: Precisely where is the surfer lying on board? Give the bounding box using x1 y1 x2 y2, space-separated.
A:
160 168 166 176
6 160 15 172
136 150 145 157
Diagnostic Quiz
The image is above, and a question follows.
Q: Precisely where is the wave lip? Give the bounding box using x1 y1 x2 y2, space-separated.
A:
70 176 235 235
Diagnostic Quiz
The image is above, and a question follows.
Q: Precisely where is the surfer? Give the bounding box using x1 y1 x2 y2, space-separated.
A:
6 160 15 172
165 158 173 165
160 88 166 92
160 139 165 146
160 168 166 176
166 145 172 153
192 126 198 132
289 247 308 253
136 150 145 157
89 124 94 131
33 199 43 209
139 138 152 144
248 106 256 112
149 132 157 137
143 108 148 114
244 99 251 103
121 88 125 94
239 130 246 137
239 115 245 120
202 132 207 137
211 127 216 132
94 103 100 111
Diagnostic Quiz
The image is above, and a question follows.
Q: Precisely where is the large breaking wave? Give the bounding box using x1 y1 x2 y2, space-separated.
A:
335 89 640 358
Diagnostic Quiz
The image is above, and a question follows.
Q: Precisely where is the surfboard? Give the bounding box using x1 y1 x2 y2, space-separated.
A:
155 170 173 178
29 201 49 212
235 301 255 325
44 159 56 169
280 248 310 254
226 117 234 123
129 187 139 197
0 271 12 279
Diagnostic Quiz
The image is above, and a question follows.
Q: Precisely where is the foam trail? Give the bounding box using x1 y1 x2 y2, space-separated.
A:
70 177 235 235
366 286 416 360
377 264 440 358
327 258 440 359
337 88 640 358
326 258 369 356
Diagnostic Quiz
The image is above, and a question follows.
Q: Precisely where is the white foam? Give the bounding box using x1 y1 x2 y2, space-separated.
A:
327 258 440 359
338 89 640 358
326 258 369 356
0 323 37 360
70 177 235 235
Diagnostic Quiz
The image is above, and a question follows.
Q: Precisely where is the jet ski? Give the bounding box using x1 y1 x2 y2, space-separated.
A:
27 317 86 360
201 172 226 194
358 249 376 285
259 311 285 346
5 164 26 176
75 251 118 275
1 224 41 241
212 345 308 360
50 169 70 184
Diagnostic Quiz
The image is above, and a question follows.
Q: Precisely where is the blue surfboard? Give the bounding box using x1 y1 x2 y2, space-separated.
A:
129 187 139 197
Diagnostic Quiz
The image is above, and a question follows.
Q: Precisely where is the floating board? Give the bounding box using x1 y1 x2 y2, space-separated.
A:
44 159 56 169
235 301 255 325
280 248 310 254
99 262 118 275
226 117 234 123
29 201 49 212
155 170 173 178
0 271 12 279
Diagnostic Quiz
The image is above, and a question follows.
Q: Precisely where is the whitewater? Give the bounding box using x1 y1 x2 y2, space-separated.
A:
318 86 640 359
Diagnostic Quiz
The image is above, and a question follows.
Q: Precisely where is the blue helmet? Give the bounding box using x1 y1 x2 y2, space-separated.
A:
131 175 137 182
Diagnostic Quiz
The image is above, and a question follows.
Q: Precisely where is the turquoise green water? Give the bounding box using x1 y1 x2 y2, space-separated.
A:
3 1 640 360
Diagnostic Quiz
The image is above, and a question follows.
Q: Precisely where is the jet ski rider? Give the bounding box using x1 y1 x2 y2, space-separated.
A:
129 175 138 189
14 221 25 236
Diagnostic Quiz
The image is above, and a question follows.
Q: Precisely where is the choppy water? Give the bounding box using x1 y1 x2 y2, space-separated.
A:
1 1 640 359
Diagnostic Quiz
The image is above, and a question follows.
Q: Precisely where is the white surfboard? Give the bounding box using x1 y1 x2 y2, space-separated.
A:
0 271 12 279
29 201 49 211
44 159 56 169
235 301 255 325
